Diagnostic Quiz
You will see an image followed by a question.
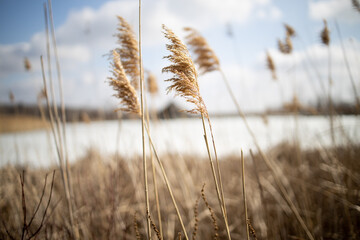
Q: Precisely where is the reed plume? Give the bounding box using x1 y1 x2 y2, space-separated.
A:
266 51 277 80
162 24 231 240
116 16 140 89
284 23 296 37
278 34 293 54
24 57 31 71
320 19 330 46
184 27 220 74
108 50 140 114
352 0 360 13
146 71 159 95
162 25 207 116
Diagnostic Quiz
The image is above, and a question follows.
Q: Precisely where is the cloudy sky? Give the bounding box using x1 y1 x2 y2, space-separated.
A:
1 0 360 114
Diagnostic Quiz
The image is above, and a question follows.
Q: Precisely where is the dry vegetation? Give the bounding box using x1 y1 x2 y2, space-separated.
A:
1 1 360 239
1 144 359 239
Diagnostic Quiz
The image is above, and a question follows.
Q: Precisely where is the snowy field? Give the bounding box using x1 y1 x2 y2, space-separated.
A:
0 115 359 167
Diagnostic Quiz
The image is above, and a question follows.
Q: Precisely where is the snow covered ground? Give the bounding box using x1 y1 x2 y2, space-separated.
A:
1 115 359 167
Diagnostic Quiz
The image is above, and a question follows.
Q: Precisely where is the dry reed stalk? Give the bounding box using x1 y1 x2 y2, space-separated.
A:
40 56 76 239
266 51 277 80
47 0 74 212
183 26 228 221
116 16 140 89
144 123 189 240
240 151 250 240
138 2 151 239
144 91 163 239
108 50 140 114
162 24 231 240
184 27 314 240
320 19 335 145
37 88 54 158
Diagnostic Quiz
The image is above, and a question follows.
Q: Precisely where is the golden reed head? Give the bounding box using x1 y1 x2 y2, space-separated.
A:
162 25 207 116
320 19 330 46
184 27 220 74
115 16 140 90
108 50 140 114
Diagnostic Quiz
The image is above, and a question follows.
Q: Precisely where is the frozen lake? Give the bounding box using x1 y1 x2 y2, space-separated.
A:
0 115 359 167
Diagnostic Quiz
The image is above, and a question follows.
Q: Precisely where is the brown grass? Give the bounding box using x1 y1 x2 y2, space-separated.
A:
1 144 359 239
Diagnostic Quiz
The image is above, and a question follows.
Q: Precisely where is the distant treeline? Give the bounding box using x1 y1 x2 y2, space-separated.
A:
0 102 190 121
0 101 358 122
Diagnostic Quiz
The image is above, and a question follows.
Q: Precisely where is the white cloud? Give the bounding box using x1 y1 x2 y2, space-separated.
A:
255 5 282 20
309 0 360 23
57 45 91 63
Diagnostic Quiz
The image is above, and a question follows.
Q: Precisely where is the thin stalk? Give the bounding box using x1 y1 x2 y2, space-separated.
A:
240 151 250 240
40 56 76 240
144 124 188 240
219 69 314 240
205 116 227 218
327 44 335 145
250 149 270 238
334 20 360 111
145 93 163 240
201 113 231 240
138 1 151 239
47 0 74 205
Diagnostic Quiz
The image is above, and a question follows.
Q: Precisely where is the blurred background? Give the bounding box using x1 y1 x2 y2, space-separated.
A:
1 0 360 115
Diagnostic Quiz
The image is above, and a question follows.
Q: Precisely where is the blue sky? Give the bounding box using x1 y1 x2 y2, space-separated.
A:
1 0 360 113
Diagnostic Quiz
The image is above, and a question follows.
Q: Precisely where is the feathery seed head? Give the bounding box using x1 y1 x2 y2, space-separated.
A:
184 27 220 75
116 16 140 89
266 51 277 80
284 24 296 37
162 25 207 116
146 71 158 95
24 57 31 71
278 36 293 54
320 19 330 46
108 50 140 115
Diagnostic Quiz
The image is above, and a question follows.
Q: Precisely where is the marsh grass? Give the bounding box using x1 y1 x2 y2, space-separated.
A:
1 143 359 239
